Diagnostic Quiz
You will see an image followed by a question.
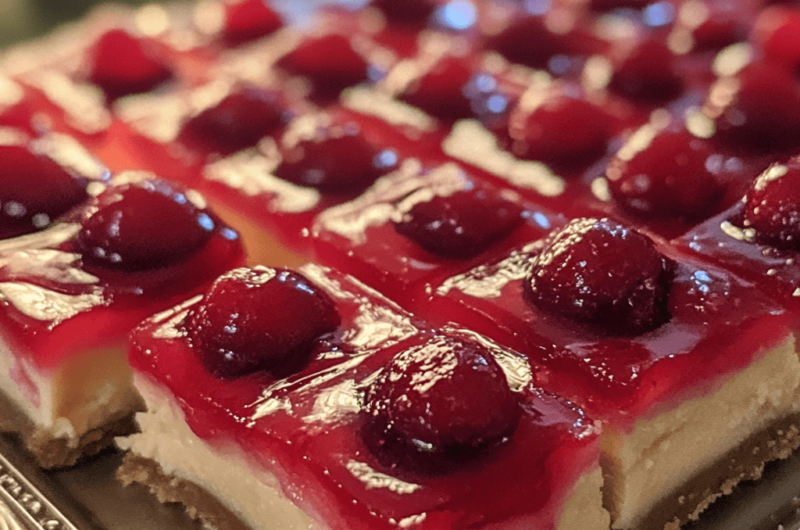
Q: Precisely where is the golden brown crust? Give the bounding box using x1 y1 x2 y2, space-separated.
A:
0 386 140 469
602 412 800 530
116 452 252 530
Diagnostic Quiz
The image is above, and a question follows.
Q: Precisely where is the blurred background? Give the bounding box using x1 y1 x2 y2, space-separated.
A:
0 0 161 47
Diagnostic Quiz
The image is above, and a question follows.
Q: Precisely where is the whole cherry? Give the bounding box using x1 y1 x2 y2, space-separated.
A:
77 178 214 271
525 218 673 334
394 187 524 258
362 335 520 470
741 162 800 250
605 130 724 220
222 0 283 46
186 266 340 379
89 29 172 100
180 87 286 154
0 145 88 239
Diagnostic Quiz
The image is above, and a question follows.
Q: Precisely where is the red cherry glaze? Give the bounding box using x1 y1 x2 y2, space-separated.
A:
223 0 283 46
605 130 724 220
609 40 682 103
394 188 524 258
0 145 88 239
741 162 800 250
371 0 436 24
275 128 392 192
505 96 610 165
89 29 172 100
398 57 474 120
525 218 673 334
186 266 340 379
77 179 214 272
180 88 286 154
714 61 800 152
486 17 604 70
278 35 370 98
362 335 520 470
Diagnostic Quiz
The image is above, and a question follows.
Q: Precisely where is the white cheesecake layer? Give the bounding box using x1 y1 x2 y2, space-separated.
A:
602 335 800 529
117 375 319 530
0 337 141 450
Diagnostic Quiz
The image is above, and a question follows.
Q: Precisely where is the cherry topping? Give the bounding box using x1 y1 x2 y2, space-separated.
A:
609 40 682 103
394 187 524 258
605 130 724 220
0 145 88 239
692 20 744 52
186 266 340 379
223 0 283 46
486 17 602 70
757 8 800 69
398 57 474 120
714 62 800 152
275 127 394 192
505 95 610 165
370 0 436 24
362 335 519 470
88 29 173 100
77 179 214 271
277 35 370 98
741 162 800 250
180 88 286 154
525 218 672 334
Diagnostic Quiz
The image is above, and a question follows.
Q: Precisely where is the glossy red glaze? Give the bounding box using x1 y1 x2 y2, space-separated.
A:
313 162 563 307
129 265 601 530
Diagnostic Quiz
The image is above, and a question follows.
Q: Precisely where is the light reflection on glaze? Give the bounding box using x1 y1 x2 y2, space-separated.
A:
342 87 436 131
345 460 422 494
0 282 105 327
442 120 565 197
304 379 361 424
0 77 24 108
32 133 110 182
318 160 470 243
0 249 98 285
25 71 111 134
204 151 320 213
0 223 79 254
436 240 542 298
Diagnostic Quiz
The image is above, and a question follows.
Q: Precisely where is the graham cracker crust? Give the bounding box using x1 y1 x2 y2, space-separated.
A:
603 411 800 530
0 387 141 469
117 452 252 530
